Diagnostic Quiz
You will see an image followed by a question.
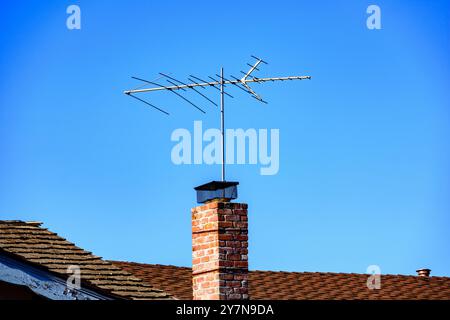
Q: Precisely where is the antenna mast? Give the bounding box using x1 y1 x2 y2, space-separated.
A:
124 56 311 182
220 67 225 181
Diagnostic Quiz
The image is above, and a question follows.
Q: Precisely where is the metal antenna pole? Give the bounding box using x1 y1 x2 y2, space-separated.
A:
220 67 225 182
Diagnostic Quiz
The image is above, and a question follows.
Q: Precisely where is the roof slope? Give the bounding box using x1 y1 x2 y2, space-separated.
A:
0 221 171 300
112 261 450 300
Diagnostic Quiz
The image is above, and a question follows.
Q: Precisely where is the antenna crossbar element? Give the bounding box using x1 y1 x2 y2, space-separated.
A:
126 93 170 115
132 76 206 113
251 55 268 64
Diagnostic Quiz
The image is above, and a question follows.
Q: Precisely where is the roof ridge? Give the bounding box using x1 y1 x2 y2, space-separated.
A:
0 220 43 227
111 260 191 269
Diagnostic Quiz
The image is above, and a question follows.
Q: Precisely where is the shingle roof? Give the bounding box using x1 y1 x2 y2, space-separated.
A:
112 261 450 300
0 221 172 300
3 220 450 300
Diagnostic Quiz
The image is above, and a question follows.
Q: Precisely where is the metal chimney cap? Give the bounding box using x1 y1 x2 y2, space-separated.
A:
194 181 239 204
416 268 431 277
194 181 239 191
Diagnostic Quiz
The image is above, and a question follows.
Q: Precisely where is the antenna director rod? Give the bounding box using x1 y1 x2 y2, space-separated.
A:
124 76 311 94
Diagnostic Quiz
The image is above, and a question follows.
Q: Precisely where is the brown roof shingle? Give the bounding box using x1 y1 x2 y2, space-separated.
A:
0 221 172 300
111 261 450 300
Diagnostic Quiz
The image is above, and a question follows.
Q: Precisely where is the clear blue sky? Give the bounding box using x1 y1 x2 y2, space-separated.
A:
1 0 449 277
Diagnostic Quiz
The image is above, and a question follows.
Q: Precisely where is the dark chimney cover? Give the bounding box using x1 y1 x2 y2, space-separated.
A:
416 268 431 277
194 181 239 203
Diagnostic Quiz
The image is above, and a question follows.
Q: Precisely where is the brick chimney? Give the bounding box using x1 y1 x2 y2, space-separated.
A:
191 201 249 300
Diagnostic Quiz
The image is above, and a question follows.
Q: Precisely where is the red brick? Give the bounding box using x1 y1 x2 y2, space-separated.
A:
192 201 249 300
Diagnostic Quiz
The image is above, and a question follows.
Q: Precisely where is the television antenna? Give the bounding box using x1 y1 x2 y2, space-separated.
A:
124 55 311 182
